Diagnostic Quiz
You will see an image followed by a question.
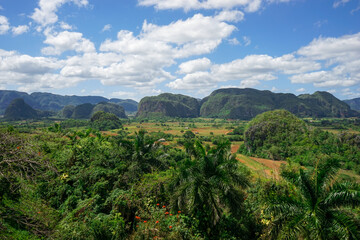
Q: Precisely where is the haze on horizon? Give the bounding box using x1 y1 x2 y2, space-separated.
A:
0 0 359 101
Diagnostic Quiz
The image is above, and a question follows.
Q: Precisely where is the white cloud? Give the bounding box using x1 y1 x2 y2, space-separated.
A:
102 24 112 32
138 0 293 12
291 33 360 88
243 36 251 46
31 0 89 26
271 86 279 92
60 21 74 30
0 5 3 10
12 25 29 36
42 30 96 55
296 88 305 92
168 53 321 92
297 33 360 61
215 10 244 22
167 71 216 90
98 12 237 87
228 38 240 45
0 15 10 35
177 58 212 74
333 0 351 8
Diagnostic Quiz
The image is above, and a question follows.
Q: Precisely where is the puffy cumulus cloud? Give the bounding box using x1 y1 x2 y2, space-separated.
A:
12 25 29 36
168 54 320 91
42 30 96 55
297 33 360 61
169 32 360 94
141 13 236 45
0 49 71 92
0 15 10 35
31 0 88 26
177 58 212 74
290 71 357 87
99 12 237 86
0 50 61 75
291 33 360 88
167 72 216 90
215 10 244 22
138 0 293 12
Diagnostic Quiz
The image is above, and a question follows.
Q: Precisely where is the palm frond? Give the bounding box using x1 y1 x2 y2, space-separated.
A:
323 182 360 209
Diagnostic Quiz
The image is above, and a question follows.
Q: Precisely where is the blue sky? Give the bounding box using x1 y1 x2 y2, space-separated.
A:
0 0 360 101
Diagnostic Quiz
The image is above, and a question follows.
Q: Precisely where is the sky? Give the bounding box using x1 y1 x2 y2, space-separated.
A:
0 0 360 101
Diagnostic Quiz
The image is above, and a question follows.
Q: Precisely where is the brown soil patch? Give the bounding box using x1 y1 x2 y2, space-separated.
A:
231 144 240 154
249 157 286 172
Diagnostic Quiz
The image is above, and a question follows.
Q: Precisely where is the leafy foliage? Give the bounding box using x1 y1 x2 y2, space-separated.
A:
90 111 123 131
242 110 309 160
263 157 360 239
169 139 252 238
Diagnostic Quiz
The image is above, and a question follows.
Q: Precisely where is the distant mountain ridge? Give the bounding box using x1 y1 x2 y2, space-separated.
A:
0 90 138 114
1 89 359 120
200 88 358 119
344 98 360 111
137 88 359 119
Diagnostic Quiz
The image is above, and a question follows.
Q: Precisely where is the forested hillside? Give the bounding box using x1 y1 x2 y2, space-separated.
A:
345 97 360 111
136 93 200 118
200 88 358 119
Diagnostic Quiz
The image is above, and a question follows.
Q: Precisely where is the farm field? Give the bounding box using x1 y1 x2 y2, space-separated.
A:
117 118 360 182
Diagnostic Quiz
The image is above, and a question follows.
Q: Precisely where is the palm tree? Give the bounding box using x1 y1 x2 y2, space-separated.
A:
169 139 250 237
130 130 165 174
264 158 360 239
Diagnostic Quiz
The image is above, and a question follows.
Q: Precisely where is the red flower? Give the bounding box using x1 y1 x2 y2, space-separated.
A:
17 146 20 149
165 212 169 215
144 221 147 223
162 205 166 208
155 221 159 224
178 211 181 213
136 225 139 227
135 216 141 219
169 226 172 229
170 214 173 216
156 203 160 206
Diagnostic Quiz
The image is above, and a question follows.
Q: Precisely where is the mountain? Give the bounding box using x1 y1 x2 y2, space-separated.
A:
298 91 356 118
136 93 200 118
0 90 138 114
109 99 138 112
200 88 358 120
4 98 38 120
92 102 127 118
59 102 128 119
344 97 360 111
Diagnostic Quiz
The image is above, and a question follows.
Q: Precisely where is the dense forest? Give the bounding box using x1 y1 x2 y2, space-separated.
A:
0 110 359 239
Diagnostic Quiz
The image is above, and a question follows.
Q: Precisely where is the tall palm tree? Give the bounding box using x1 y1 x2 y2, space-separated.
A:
264 158 360 239
130 130 165 174
169 139 250 237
